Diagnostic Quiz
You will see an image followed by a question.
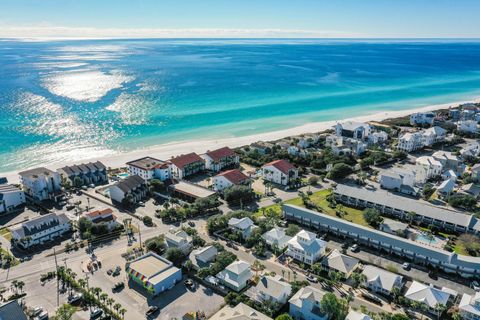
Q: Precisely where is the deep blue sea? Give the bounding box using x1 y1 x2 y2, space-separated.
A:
1 39 480 173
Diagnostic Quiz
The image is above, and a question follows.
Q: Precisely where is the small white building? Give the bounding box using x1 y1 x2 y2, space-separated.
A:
326 135 367 156
126 157 171 181
379 169 415 191
19 167 62 202
415 156 443 184
405 281 455 313
212 169 250 192
286 230 327 265
432 150 464 175
362 265 403 296
457 120 478 134
165 228 193 254
289 285 328 320
437 179 456 198
228 217 256 239
346 310 373 320
334 121 371 140
169 153 205 179
188 245 218 270
397 132 425 152
423 126 447 146
252 275 292 305
0 183 25 214
459 292 480 320
109 175 148 204
262 227 292 250
82 208 117 231
410 112 435 126
460 142 480 159
262 160 298 186
210 303 272 320
321 249 359 278
11 213 71 249
368 131 388 145
201 147 239 172
216 260 252 292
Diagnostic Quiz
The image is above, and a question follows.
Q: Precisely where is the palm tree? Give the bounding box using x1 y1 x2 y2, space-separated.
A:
119 308 127 319
435 303 447 320
107 298 115 311
252 260 265 278
91 287 102 301
113 303 122 314
78 279 86 290
100 293 108 305
16 281 24 293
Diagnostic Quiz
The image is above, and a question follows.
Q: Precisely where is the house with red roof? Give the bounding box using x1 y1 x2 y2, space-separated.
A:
262 160 298 186
126 156 171 181
82 208 118 230
201 147 239 172
212 169 250 192
170 152 205 179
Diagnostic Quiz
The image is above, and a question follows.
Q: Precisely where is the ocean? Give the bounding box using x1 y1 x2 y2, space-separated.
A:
1 38 480 173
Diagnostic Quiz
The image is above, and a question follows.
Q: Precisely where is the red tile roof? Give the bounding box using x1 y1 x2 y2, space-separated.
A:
170 152 204 169
205 147 236 162
216 169 249 185
263 159 296 174
85 208 115 219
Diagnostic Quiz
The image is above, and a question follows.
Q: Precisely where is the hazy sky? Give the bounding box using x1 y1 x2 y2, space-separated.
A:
1 0 479 38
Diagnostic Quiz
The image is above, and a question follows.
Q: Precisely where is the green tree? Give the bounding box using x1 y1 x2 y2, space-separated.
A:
320 293 348 320
149 179 165 192
327 163 353 180
223 185 255 205
73 176 83 188
350 272 366 289
52 304 76 320
275 314 293 320
448 193 477 210
285 224 300 237
363 208 383 227
165 248 185 267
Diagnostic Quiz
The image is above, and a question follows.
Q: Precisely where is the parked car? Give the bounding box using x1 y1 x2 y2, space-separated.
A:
31 307 44 317
66 204 75 211
350 244 359 252
112 282 125 292
471 281 480 291
81 185 88 191
90 307 103 319
361 292 382 305
138 201 145 207
402 262 411 270
306 274 318 283
67 293 83 304
89 183 95 188
112 266 121 276
145 306 159 317
35 311 48 320
106 269 113 275
184 279 194 289
188 221 195 227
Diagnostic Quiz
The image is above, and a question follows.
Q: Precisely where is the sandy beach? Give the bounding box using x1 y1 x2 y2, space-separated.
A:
2 97 479 184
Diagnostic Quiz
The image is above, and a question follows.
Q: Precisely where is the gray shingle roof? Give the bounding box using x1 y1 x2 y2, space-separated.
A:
112 174 145 193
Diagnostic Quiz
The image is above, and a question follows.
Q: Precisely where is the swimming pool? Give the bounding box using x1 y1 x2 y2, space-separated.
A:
117 172 130 179
416 233 439 245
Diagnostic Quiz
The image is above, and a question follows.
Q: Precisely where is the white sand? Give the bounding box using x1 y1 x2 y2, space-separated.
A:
3 97 479 184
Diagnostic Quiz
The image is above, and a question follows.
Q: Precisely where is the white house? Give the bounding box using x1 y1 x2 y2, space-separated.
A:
252 275 292 305
188 245 218 269
82 208 117 231
201 147 239 172
442 169 458 182
289 285 328 320
126 157 171 181
286 230 327 265
109 175 148 204
262 160 298 186
459 292 480 320
368 131 388 145
19 167 62 202
361 265 403 296
397 132 425 152
170 153 205 179
11 213 71 249
212 169 250 192
228 217 257 239
423 126 446 146
472 164 480 182
57 161 108 186
410 112 435 126
216 260 252 292
432 150 464 175
321 249 359 278
346 311 373 320
460 142 480 159
334 121 371 140
262 227 292 250
437 179 456 198
415 156 443 184
379 169 415 191
405 281 455 313
326 135 367 156
165 228 192 254
457 120 478 134
0 183 25 214
210 303 272 320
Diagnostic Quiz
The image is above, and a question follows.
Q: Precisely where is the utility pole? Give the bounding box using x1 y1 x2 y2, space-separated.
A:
53 248 59 307
138 223 143 254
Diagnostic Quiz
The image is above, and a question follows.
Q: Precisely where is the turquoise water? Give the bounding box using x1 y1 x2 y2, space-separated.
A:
1 39 480 172
416 233 439 245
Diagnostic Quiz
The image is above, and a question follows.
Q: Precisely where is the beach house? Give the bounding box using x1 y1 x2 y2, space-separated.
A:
286 230 327 265
57 161 108 186
361 265 403 296
109 174 148 205
459 292 480 320
170 152 205 179
201 146 239 172
379 168 415 192
216 260 252 292
397 132 425 152
19 167 62 202
457 120 478 134
262 159 298 186
415 156 443 183
82 208 117 231
346 311 373 320
212 169 250 192
210 303 272 320
188 245 218 270
288 285 328 320
432 150 465 174
321 249 359 279
0 182 25 214
228 217 257 239
11 213 71 249
423 126 447 146
262 227 292 250
251 275 292 305
334 121 371 140
165 228 193 254
126 157 171 181
405 281 456 313
410 112 435 126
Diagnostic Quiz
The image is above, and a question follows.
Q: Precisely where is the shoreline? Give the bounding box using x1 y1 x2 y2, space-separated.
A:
2 97 479 184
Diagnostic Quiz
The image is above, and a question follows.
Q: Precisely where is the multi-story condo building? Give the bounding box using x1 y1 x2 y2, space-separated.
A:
19 167 62 202
57 161 108 186
126 157 171 181
201 147 239 172
170 153 205 179
262 159 298 186
109 175 148 204
0 183 25 214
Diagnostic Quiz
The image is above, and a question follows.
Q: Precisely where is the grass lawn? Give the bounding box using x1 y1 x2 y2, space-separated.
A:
0 228 12 241
256 189 369 227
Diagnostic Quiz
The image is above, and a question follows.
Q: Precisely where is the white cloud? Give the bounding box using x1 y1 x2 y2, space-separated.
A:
0 25 364 39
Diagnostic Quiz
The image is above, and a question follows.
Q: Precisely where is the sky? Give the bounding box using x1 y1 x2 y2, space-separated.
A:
0 0 479 38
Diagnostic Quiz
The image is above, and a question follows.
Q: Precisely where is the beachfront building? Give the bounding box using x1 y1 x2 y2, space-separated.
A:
82 208 117 231
334 121 371 140
250 141 274 154
188 245 218 270
201 146 239 172
286 230 327 265
415 156 443 183
126 252 182 296
170 152 205 179
459 292 480 320
410 112 435 126
216 260 252 292
346 311 373 320
282 203 480 277
165 228 192 254
251 275 292 305
405 281 455 313
210 303 272 320
326 135 367 156
321 249 359 279
126 157 171 181
212 169 250 192
361 265 403 296
397 132 424 152
288 285 328 320
262 159 298 186
0 182 25 214
228 217 257 239
262 227 292 250
457 120 478 134
109 175 147 205
19 167 62 202
57 161 107 187
11 213 71 249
